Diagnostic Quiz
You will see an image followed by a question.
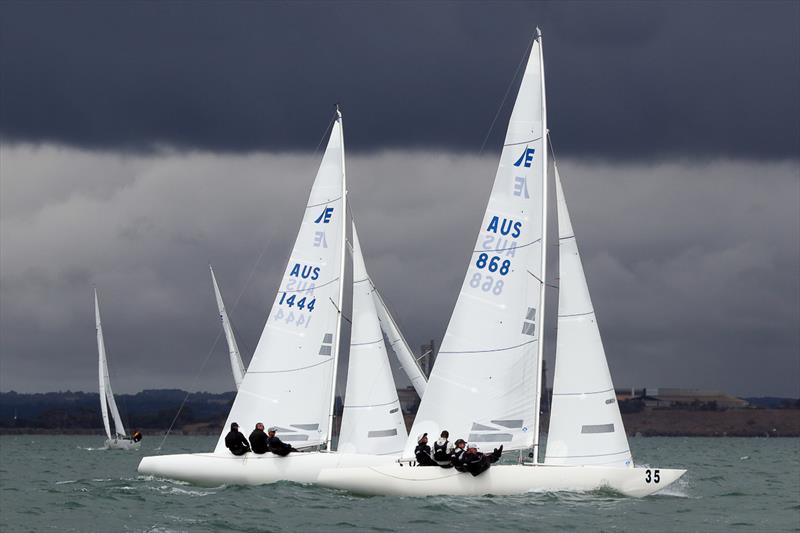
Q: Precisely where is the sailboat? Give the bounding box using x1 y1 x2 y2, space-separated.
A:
139 108 420 484
210 265 247 389
315 29 685 497
95 289 141 450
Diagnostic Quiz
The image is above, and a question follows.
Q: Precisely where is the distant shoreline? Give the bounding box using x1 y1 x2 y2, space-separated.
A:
2 409 798 437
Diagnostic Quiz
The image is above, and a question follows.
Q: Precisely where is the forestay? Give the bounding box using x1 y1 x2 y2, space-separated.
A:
210 265 246 389
544 164 632 467
403 37 547 458
337 224 408 455
372 288 426 397
214 116 345 452
95 290 126 439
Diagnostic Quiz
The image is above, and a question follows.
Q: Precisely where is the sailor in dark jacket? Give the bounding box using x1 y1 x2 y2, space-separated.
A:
432 430 454 468
414 433 439 466
460 443 503 476
451 438 468 471
249 422 269 454
224 422 251 456
267 427 297 456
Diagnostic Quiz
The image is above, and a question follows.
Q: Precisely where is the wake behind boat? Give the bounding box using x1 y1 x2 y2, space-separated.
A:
315 29 686 498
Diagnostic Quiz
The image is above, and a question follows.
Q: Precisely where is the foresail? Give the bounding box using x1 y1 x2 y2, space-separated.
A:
95 291 112 440
403 37 547 459
214 117 345 453
372 289 427 397
544 164 632 467
210 265 246 389
338 224 407 455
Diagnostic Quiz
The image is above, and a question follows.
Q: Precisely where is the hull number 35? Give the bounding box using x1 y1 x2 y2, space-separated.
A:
644 469 660 483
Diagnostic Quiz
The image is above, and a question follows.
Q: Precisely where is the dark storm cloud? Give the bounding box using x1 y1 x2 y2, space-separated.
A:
1 1 798 157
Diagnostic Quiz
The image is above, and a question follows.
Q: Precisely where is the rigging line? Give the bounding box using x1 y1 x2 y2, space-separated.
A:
479 33 537 155
329 297 352 325
156 329 224 452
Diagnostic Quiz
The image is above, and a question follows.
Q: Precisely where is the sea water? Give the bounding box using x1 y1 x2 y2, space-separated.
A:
0 435 798 532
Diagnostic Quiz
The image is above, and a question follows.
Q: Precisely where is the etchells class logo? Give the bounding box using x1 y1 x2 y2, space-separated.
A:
513 146 535 168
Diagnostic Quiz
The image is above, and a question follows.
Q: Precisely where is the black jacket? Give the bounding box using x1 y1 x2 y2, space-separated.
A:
249 429 269 454
267 435 294 456
225 430 250 455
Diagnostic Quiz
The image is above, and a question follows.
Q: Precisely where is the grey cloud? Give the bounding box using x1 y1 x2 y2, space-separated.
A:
0 145 797 397
0 2 797 158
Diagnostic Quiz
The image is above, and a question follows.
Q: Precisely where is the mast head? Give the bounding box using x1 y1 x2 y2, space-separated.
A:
335 102 342 121
535 27 542 40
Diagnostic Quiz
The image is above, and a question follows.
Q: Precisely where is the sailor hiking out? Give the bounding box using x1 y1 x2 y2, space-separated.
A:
224 422 250 456
267 427 298 456
451 438 467 471
248 422 269 454
414 433 438 466
432 430 454 468
460 443 503 477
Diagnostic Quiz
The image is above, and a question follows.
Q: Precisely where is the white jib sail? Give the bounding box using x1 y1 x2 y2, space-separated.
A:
95 290 126 438
371 289 427 397
337 224 408 455
403 36 547 459
214 115 345 452
210 265 246 389
544 163 633 467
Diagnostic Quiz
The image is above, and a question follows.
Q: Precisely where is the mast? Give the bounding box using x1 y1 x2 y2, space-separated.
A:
326 105 347 451
532 27 548 464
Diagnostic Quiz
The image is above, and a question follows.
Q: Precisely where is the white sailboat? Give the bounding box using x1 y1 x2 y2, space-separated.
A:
316 29 685 497
210 265 247 389
138 109 415 484
95 289 140 450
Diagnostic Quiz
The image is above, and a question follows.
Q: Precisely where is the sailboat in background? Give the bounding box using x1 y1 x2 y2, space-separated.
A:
210 265 247 389
95 289 141 450
316 29 685 497
139 108 419 484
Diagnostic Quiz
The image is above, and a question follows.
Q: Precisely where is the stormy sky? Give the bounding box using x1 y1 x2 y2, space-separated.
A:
1 1 798 397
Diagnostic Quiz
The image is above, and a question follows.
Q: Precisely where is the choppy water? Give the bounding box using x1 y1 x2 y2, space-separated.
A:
0 435 798 532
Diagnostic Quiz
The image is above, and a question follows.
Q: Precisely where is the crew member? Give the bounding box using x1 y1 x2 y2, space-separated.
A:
267 427 297 456
249 422 269 454
414 433 438 466
224 422 251 456
432 430 454 468
131 431 143 443
460 443 503 476
451 438 467 471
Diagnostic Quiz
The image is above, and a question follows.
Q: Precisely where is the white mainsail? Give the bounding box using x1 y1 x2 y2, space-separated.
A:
372 287 426 397
544 163 632 467
95 289 126 439
214 113 346 452
210 265 246 389
402 34 548 459
338 223 408 455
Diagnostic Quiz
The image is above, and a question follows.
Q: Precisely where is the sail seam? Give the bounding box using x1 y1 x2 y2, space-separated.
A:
504 136 542 147
247 359 331 374
546 449 630 459
552 387 615 396
280 277 339 293
306 195 343 209
559 235 575 240
474 237 541 254
557 310 595 318
350 338 384 347
343 399 400 408
439 338 536 355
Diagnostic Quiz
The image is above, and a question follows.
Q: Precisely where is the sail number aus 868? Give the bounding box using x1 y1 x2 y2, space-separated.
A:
475 253 511 275
278 292 316 312
644 469 660 483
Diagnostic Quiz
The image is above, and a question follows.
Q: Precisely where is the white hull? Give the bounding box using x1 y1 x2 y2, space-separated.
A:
316 463 686 498
137 451 393 486
105 437 140 450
